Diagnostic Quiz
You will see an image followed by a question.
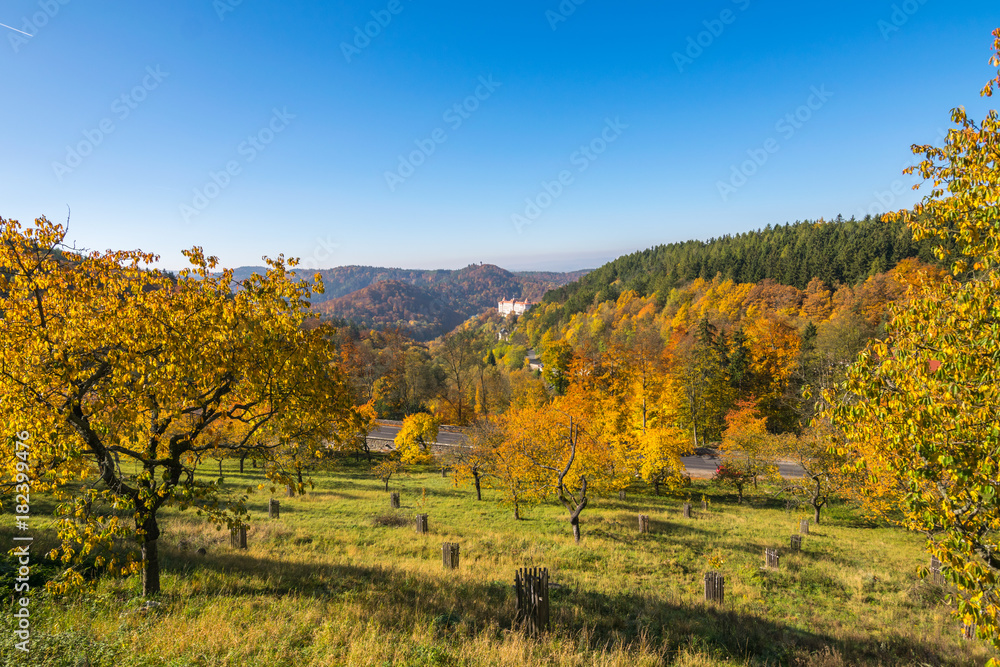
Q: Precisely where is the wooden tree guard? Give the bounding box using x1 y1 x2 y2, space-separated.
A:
790 535 802 552
704 571 725 604
268 499 280 519
765 547 780 569
286 484 295 498
442 542 460 569
230 525 247 550
930 556 943 583
682 503 692 518
800 519 810 535
515 567 550 634
638 514 650 534
415 514 429 534
390 492 400 509
619 490 627 501
962 623 977 641
702 499 709 511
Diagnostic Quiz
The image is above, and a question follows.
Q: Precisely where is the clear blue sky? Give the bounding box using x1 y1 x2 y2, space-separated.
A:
2 1 998 272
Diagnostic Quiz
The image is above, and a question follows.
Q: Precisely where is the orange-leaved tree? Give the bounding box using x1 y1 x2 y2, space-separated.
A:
716 400 778 503
0 217 358 596
506 394 625 543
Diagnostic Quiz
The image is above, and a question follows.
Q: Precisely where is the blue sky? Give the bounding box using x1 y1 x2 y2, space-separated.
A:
2 2 998 272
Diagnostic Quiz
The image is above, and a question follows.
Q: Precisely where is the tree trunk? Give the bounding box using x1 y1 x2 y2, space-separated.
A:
514 501 521 521
736 483 744 504
813 478 824 524
571 515 581 544
384 478 390 492
653 478 661 496
474 472 482 501
141 515 161 596
239 452 247 473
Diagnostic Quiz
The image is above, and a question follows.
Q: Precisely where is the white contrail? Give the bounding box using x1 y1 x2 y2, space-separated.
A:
0 22 32 37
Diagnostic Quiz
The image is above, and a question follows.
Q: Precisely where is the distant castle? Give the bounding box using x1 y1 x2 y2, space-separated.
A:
498 298 531 317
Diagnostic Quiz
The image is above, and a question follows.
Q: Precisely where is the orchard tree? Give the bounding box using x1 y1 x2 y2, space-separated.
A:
393 413 440 464
829 30 1000 656
718 401 779 497
372 457 403 492
0 218 359 596
507 397 624 543
451 418 499 501
773 424 850 524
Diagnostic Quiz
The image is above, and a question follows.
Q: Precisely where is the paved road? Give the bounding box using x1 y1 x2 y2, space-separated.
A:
369 422 807 478
682 453 806 479
368 423 470 450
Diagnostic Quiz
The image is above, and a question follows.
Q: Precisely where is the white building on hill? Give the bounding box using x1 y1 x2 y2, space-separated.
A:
498 298 531 317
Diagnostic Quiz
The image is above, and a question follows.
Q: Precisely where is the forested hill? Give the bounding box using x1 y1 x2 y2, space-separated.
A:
539 216 938 321
227 264 589 305
294 263 590 341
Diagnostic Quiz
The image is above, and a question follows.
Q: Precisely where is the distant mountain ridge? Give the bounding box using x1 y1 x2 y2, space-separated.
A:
226 263 590 340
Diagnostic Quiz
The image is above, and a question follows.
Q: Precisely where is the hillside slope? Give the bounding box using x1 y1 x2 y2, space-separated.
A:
300 263 588 340
535 216 940 329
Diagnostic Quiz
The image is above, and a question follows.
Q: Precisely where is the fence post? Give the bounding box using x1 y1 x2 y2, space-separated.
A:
230 525 247 550
442 543 460 569
268 499 280 519
790 535 802 552
704 571 725 604
930 556 943 583
638 514 650 534
682 503 692 519
515 567 550 634
765 547 780 569
416 514 429 534
390 492 400 509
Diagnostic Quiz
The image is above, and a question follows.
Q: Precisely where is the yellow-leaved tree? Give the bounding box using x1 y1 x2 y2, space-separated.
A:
0 218 358 596
394 413 440 465
828 29 1000 655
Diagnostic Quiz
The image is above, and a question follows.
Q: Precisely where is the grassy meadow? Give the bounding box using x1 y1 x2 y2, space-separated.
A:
0 456 992 667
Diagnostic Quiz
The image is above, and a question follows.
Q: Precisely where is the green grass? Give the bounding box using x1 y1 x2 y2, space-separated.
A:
0 456 991 666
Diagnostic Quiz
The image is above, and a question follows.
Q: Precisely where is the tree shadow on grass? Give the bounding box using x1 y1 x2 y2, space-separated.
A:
156 548 974 666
